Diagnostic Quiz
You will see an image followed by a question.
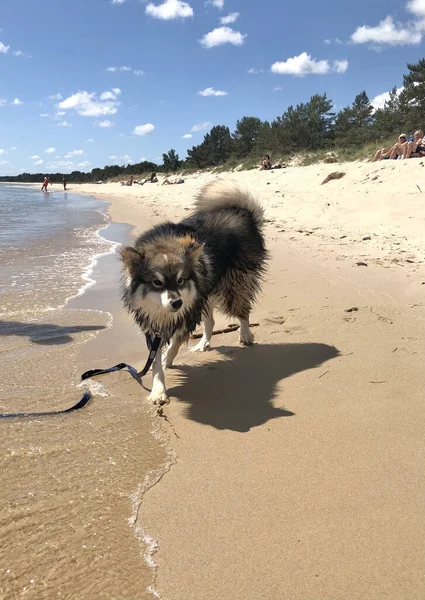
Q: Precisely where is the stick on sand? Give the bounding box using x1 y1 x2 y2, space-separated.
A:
191 323 259 339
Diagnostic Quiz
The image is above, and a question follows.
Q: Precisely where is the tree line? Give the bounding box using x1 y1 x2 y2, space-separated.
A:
1 59 424 183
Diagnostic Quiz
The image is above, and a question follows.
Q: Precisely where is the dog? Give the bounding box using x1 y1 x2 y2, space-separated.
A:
120 179 268 404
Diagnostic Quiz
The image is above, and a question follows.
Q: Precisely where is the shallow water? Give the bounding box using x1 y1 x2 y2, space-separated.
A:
0 186 169 599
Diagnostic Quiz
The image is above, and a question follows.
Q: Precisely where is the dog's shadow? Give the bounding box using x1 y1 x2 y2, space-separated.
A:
168 342 340 432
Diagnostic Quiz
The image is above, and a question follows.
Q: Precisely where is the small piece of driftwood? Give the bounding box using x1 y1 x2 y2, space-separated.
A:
321 172 346 185
191 323 259 339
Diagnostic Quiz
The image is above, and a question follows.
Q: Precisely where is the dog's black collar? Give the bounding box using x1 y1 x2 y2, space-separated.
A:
0 334 162 420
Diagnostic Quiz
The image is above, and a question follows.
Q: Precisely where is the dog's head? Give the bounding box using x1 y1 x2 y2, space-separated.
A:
120 234 204 320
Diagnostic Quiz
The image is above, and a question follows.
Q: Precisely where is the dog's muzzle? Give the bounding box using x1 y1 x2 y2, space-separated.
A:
170 298 183 312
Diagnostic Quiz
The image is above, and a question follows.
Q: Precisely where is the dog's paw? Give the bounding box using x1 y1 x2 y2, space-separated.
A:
149 390 170 406
239 331 254 346
191 338 211 352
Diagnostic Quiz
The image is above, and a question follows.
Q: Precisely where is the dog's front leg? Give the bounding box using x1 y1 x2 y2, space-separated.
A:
149 350 170 405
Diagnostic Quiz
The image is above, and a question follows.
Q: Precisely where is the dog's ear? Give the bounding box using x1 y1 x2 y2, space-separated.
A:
178 235 204 263
119 246 144 276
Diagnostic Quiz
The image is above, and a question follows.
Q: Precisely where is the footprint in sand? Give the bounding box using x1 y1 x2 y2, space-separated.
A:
262 316 286 325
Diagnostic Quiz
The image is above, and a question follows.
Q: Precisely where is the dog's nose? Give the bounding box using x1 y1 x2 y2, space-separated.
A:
170 298 183 310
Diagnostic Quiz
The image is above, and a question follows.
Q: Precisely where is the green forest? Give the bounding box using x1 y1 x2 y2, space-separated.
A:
2 59 425 184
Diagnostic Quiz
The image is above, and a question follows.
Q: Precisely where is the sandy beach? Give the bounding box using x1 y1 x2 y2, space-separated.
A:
2 159 424 599
74 159 425 599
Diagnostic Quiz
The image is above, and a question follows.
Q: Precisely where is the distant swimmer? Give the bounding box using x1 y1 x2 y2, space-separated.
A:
63 176 67 191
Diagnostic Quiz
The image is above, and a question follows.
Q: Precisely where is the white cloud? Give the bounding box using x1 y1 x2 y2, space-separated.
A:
45 147 56 154
12 98 24 105
0 42 10 53
273 86 282 92
111 0 126 4
191 121 212 132
200 26 246 48
408 0 425 16
108 154 133 163
220 12 239 24
271 52 347 76
0 149 6 155
57 121 72 127
182 133 193 139
324 37 343 45
209 0 224 8
351 16 422 46
58 90 120 117
106 66 117 72
33 159 44 166
248 67 264 74
271 53 329 76
133 123 155 136
65 149 84 158
11 146 17 150
146 0 194 19
198 87 228 96
371 86 404 110
47 160 74 171
13 50 24 56
133 69 145 76
100 91 117 100
96 119 114 128
86 138 94 143
112 87 121 95
77 161 92 169
0 98 7 106
119 65 131 71
49 93 62 100
40 113 50 117
0 160 11 165
333 59 349 74
30 155 40 159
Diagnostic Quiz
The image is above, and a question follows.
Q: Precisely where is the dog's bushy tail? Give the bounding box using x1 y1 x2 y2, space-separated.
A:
194 179 264 229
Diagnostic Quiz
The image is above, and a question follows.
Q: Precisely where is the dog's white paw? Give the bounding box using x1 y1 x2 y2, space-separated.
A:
191 337 211 352
149 390 170 405
239 329 254 346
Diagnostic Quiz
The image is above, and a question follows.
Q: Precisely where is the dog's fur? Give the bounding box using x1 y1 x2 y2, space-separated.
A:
120 179 268 404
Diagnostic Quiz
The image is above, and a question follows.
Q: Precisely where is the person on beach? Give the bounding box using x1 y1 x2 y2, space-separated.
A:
162 178 185 185
372 134 408 161
404 130 425 159
63 176 67 191
137 172 159 185
121 175 134 187
259 155 272 170
41 176 49 192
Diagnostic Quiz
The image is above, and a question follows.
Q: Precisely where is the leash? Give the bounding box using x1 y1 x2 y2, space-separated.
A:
0 335 162 420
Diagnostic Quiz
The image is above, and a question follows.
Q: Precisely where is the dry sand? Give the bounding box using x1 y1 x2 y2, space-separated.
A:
8 159 424 599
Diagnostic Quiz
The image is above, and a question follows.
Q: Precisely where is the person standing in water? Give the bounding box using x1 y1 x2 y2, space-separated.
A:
63 176 67 191
41 176 49 192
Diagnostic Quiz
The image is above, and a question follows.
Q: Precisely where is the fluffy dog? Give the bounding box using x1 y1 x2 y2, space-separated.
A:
120 179 267 404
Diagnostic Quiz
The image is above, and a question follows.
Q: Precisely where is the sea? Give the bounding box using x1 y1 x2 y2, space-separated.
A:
0 184 168 599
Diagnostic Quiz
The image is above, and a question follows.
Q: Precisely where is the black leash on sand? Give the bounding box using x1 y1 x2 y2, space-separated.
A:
0 335 162 420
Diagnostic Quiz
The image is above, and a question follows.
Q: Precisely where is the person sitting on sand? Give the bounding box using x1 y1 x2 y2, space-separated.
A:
121 175 134 187
372 134 408 161
404 130 425 159
137 172 159 185
260 155 272 170
162 178 185 185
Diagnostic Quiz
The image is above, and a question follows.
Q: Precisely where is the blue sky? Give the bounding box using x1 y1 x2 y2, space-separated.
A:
1 0 425 174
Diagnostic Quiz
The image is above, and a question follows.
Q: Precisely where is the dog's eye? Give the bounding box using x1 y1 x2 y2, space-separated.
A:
177 277 185 285
152 279 163 288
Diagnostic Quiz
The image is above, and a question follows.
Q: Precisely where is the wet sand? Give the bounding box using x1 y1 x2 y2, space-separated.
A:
1 216 170 599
